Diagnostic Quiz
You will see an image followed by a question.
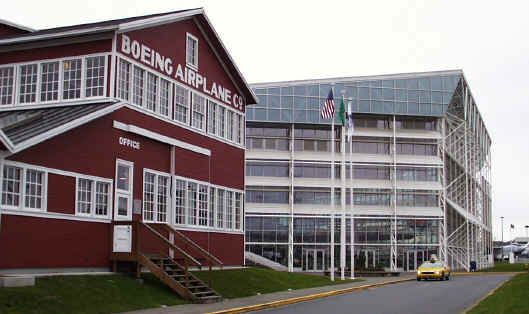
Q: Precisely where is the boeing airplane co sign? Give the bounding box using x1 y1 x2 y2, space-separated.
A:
120 34 244 111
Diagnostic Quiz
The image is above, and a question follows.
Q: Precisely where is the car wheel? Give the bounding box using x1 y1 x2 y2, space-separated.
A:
417 277 420 281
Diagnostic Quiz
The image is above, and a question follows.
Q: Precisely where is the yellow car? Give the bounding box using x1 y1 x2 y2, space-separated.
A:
416 261 451 281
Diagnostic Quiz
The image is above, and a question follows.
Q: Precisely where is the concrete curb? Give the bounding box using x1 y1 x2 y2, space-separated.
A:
205 278 415 314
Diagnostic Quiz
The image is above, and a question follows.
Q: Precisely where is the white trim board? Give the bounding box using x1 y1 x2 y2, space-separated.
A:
113 120 211 156
0 25 118 45
0 208 111 224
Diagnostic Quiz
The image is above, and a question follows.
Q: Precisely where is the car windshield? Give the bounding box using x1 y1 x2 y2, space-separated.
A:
420 262 443 268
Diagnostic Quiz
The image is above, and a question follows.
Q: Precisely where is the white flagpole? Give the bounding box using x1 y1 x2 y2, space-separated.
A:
340 96 346 281
348 101 355 279
330 88 335 282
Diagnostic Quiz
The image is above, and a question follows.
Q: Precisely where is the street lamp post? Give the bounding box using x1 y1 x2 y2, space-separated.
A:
525 225 529 238
501 216 504 261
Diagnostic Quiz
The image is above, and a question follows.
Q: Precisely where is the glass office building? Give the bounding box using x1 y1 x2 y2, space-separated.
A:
244 70 492 273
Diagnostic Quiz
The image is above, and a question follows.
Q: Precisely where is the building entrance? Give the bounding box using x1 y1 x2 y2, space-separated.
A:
303 249 325 272
406 250 428 271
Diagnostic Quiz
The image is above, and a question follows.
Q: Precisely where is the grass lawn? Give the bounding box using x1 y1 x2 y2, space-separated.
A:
193 267 363 299
0 274 188 314
468 273 529 314
479 262 529 272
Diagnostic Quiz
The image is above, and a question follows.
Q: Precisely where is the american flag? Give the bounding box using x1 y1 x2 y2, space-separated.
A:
320 89 335 119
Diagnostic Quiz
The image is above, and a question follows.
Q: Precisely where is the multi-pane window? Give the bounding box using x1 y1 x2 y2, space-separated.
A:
192 93 206 130
25 169 44 209
1 165 46 211
209 187 216 227
143 171 169 223
85 56 105 97
175 179 186 224
234 113 241 143
146 72 157 112
40 62 60 102
0 67 14 105
156 176 169 223
208 100 217 135
76 177 111 217
218 106 226 138
226 110 234 141
186 33 198 69
95 182 110 216
118 59 131 100
159 78 171 117
63 59 82 100
174 85 188 123
217 189 224 228
19 64 38 103
235 192 242 230
187 182 198 225
132 66 144 106
1 166 21 207
77 178 92 215
198 184 208 226
226 191 233 229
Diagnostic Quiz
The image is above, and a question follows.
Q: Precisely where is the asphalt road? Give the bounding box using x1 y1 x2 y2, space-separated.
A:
255 274 514 314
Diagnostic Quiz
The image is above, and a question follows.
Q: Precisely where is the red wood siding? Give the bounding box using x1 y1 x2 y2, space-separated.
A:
0 215 110 269
47 174 76 215
118 19 245 112
0 39 112 64
179 230 244 266
0 24 31 39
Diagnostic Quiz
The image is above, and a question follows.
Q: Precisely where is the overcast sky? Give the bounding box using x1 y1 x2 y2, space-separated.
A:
3 0 528 240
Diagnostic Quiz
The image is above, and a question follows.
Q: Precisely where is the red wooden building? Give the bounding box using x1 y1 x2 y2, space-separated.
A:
0 9 255 294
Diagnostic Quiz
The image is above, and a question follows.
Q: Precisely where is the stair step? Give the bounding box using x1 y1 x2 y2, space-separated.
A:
193 291 217 296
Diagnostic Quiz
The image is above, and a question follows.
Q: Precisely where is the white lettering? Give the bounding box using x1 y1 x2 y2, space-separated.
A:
175 64 184 82
141 45 151 64
225 89 231 104
164 58 173 75
131 41 141 59
217 85 225 102
195 73 203 89
119 137 140 150
187 69 196 87
121 35 131 54
211 82 218 98
202 77 210 94
155 52 165 72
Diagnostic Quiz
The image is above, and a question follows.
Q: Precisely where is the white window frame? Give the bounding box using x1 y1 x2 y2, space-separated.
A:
75 176 113 219
62 58 83 100
0 66 15 105
18 63 39 104
170 174 242 232
1 163 47 212
39 61 60 103
85 55 107 98
186 33 199 70
113 55 246 150
191 92 206 131
158 77 172 118
142 168 170 223
114 159 134 221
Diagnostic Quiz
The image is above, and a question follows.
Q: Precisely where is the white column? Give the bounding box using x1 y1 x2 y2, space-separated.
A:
288 123 294 272
350 136 355 279
330 214 335 281
341 125 346 280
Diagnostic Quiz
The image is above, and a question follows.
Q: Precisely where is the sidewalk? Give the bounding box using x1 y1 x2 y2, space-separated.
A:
123 273 416 314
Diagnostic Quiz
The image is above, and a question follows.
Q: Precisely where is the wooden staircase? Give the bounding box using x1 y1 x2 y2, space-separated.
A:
111 221 223 303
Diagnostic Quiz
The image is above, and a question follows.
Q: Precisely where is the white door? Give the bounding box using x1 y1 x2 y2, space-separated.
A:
113 225 132 252
114 159 133 221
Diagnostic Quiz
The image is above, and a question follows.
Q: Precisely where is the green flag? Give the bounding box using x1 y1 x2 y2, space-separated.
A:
338 96 346 126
